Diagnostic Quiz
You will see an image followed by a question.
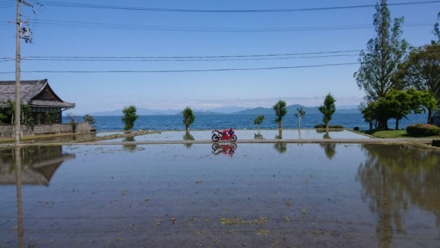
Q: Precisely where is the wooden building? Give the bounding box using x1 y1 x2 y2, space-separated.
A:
0 79 74 124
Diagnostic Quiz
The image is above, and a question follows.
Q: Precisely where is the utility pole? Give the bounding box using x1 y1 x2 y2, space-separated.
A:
14 0 21 146
14 0 37 146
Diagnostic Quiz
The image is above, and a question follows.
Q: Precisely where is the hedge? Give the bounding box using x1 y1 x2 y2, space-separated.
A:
406 124 440 137
314 124 344 129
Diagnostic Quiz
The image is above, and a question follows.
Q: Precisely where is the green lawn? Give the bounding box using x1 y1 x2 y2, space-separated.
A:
362 129 408 138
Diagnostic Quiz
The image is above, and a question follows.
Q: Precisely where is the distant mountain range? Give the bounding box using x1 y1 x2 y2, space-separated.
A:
87 104 359 116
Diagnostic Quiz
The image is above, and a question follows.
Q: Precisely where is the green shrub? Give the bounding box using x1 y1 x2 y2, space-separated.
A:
406 124 440 137
314 124 344 129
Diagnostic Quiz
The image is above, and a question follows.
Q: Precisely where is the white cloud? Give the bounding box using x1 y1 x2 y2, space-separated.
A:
70 95 364 114
136 96 363 110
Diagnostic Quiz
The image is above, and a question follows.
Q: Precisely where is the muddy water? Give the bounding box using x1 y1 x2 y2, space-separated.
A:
1 144 440 247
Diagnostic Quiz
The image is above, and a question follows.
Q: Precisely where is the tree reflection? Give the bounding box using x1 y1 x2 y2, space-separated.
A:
320 143 336 160
183 133 194 149
273 142 287 154
122 136 137 152
356 144 440 248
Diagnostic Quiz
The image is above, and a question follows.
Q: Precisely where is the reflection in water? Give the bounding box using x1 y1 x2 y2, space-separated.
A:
183 133 194 149
212 143 237 157
273 142 287 154
2 144 440 246
320 143 336 160
122 136 137 152
356 144 440 248
15 147 24 248
0 146 75 186
30 133 97 144
0 146 74 248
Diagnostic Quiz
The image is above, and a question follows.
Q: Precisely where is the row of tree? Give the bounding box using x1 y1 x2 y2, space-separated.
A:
354 0 440 130
121 105 195 135
268 95 336 138
120 95 337 139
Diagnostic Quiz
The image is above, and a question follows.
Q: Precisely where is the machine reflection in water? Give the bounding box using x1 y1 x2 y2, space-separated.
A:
211 143 237 157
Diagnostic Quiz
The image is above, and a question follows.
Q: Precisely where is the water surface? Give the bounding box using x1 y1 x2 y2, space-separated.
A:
98 129 370 142
0 144 439 247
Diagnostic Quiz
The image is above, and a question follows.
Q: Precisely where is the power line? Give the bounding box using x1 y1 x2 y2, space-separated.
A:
0 62 358 74
4 45 439 63
0 50 361 62
39 1 440 13
19 54 358 62
0 1 15 8
21 19 433 32
3 45 438 63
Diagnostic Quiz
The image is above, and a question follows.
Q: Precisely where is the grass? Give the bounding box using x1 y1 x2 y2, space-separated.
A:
365 129 408 138
362 128 440 138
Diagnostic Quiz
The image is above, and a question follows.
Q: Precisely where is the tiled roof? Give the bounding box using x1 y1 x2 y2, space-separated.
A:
0 79 74 108
0 79 47 103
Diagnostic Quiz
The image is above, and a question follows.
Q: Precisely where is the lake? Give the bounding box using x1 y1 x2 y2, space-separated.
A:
64 113 429 132
1 143 440 247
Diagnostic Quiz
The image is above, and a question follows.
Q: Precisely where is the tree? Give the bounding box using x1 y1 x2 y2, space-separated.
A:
359 101 378 130
0 100 33 125
375 89 413 130
319 94 336 132
354 0 409 129
45 111 57 124
374 88 437 129
182 107 195 134
294 107 306 129
83 114 96 125
394 42 440 123
434 12 440 41
253 115 265 133
121 105 138 132
273 100 287 138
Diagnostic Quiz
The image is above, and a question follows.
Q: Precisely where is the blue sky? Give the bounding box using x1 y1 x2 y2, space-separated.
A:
1 0 439 115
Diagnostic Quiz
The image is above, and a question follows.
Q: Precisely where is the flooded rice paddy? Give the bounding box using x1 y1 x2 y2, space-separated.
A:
1 141 440 247
98 129 370 143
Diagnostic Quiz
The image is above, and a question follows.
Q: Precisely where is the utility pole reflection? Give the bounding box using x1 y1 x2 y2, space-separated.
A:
14 147 24 248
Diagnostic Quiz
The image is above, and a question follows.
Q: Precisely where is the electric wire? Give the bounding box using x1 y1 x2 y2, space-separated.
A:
0 62 359 74
38 1 440 13
0 50 362 62
22 19 434 32
2 46 439 63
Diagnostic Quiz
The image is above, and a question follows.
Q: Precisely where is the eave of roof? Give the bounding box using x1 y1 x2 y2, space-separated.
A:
29 100 75 109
